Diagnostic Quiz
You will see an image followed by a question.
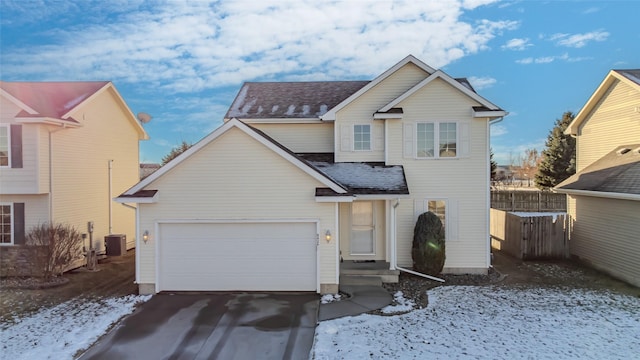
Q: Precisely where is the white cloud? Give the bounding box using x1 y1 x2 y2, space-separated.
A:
468 76 497 90
550 30 609 48
516 53 591 65
1 0 514 94
502 38 532 51
490 124 508 136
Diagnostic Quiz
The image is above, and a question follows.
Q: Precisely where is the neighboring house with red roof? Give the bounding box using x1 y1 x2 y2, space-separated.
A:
0 81 148 275
556 69 640 287
117 55 506 295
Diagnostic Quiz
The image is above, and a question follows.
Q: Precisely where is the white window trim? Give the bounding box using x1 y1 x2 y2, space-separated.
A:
415 121 458 159
0 125 10 168
0 202 13 246
353 124 372 152
424 199 447 240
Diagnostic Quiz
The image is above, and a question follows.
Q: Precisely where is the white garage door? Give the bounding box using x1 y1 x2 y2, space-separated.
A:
158 221 317 292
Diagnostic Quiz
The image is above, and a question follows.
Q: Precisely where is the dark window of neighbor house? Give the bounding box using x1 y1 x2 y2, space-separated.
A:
353 124 371 151
0 204 12 244
0 126 9 166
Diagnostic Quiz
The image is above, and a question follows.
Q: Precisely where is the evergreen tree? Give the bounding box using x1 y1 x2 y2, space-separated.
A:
161 141 193 165
490 148 498 180
535 111 576 190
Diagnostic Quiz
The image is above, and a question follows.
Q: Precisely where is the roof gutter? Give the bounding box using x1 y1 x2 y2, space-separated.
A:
553 188 640 201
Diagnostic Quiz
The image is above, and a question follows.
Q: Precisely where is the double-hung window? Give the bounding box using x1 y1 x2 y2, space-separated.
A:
353 124 371 151
0 126 9 167
0 204 12 245
416 122 457 158
427 200 446 232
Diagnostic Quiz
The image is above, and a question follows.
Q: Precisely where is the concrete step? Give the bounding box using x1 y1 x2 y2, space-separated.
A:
340 275 383 286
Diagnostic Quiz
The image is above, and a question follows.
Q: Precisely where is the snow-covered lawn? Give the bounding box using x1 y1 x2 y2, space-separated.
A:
313 286 640 359
1 295 150 360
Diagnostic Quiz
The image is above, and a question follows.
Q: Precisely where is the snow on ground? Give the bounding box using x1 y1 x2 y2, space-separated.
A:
1 295 151 360
313 286 640 359
321 293 343 304
381 291 416 314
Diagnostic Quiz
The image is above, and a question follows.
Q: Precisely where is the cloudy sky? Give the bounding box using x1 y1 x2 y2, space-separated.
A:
1 0 638 164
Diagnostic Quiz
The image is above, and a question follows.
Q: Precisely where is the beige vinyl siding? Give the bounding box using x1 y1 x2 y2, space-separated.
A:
389 78 490 272
51 87 139 252
0 97 40 194
568 195 640 287
138 127 337 287
335 62 429 162
339 201 386 261
250 122 334 153
576 80 640 171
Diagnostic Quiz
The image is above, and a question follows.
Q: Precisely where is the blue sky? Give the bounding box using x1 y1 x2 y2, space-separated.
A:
1 0 638 164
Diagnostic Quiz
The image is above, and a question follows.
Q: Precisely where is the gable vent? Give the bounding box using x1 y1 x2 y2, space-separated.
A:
617 148 631 155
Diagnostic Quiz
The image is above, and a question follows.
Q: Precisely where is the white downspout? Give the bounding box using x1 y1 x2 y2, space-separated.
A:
392 199 445 283
108 159 113 234
48 125 66 223
118 202 139 284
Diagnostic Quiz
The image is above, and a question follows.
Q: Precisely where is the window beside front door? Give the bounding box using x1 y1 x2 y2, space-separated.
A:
353 124 371 151
416 122 457 158
351 201 374 255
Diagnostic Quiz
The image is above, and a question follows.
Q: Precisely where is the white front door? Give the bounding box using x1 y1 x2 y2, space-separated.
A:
350 201 375 255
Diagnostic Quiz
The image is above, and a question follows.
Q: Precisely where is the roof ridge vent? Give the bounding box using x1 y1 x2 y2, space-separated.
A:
617 147 631 155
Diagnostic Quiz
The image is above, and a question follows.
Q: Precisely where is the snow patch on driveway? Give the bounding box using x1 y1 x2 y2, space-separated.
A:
1 295 151 360
313 286 640 359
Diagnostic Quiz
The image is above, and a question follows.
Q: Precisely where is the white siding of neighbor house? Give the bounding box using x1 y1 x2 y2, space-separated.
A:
250 122 334 153
388 78 490 273
137 127 337 289
335 62 429 162
568 195 640 287
50 87 139 251
576 79 640 172
0 97 41 194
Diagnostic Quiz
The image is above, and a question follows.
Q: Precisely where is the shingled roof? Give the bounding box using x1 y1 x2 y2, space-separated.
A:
225 81 370 119
556 144 640 196
1 81 109 120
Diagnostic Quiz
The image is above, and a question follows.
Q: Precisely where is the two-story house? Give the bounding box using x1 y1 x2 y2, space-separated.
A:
556 69 640 287
0 81 148 275
116 55 506 295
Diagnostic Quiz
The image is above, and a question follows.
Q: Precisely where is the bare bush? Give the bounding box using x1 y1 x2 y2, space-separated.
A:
27 223 83 281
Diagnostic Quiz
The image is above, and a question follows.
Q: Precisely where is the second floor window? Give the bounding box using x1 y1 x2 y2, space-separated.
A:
353 124 371 151
416 122 457 158
0 126 8 166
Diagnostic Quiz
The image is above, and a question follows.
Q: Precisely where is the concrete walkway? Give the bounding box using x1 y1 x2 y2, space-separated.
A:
318 285 392 321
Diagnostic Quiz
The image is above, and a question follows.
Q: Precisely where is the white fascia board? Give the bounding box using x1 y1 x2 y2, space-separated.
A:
321 55 435 121
238 118 324 124
15 117 83 128
0 88 39 114
554 188 640 201
473 110 508 118
373 113 403 120
380 70 501 112
315 196 354 203
354 194 411 200
114 195 158 204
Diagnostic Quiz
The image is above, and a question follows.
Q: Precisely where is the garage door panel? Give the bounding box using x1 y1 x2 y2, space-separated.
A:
158 222 317 291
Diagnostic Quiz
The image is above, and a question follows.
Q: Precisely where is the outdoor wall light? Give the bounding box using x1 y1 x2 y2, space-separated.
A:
325 230 332 243
143 230 150 244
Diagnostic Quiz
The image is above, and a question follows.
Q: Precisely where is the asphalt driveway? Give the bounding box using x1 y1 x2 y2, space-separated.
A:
79 292 319 360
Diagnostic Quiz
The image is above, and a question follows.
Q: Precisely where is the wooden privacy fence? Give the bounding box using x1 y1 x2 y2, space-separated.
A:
490 209 569 259
491 190 566 212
